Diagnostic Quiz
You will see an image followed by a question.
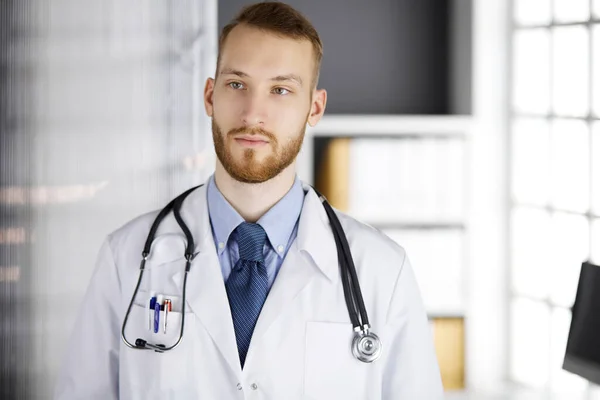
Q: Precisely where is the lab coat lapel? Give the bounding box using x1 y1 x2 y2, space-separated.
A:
168 182 339 374
247 185 338 363
171 184 242 376
247 245 314 354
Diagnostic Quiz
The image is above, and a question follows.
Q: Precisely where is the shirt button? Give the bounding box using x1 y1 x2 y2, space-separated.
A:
277 245 284 253
236 383 242 390
218 242 225 249
250 383 258 390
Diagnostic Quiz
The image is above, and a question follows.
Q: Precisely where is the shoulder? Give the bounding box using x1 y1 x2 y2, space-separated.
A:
330 208 418 325
105 208 162 260
333 208 408 274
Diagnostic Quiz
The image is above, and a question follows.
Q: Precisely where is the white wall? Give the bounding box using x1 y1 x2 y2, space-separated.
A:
465 0 510 392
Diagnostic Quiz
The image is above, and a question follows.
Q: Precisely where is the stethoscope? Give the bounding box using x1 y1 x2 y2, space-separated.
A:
121 184 382 363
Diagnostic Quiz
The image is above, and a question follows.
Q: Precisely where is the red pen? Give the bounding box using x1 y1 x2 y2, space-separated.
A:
163 299 172 334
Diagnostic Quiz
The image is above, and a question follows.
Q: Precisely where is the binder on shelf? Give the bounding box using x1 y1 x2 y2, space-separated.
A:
431 317 465 390
315 138 350 212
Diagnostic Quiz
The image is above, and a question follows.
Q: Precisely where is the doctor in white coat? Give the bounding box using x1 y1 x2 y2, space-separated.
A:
55 2 443 399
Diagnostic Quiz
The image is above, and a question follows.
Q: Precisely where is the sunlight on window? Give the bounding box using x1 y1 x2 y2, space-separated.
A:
513 29 550 114
549 213 590 307
514 0 552 25
551 119 589 213
593 123 600 215
593 26 600 117
511 207 552 299
554 0 590 23
550 307 589 393
592 219 600 265
594 0 600 18
510 298 551 387
511 2 596 395
552 26 589 117
512 118 550 205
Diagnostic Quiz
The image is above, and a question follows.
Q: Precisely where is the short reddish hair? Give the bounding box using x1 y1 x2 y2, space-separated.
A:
216 1 323 89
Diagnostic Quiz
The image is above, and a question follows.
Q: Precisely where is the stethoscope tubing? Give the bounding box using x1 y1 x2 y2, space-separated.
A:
121 186 198 352
121 184 378 360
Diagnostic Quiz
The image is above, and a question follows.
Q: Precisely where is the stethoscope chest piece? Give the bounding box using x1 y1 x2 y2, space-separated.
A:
352 329 382 363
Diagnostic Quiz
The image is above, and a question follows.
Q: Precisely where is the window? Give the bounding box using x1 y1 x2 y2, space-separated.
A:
510 0 599 393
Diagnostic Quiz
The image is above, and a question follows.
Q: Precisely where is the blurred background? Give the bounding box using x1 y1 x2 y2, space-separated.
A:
1 0 599 398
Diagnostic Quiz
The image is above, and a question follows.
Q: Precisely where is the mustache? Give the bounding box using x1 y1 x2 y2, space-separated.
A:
227 126 277 142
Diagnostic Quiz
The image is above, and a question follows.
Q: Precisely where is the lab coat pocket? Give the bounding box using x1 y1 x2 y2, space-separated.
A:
122 296 197 395
304 321 370 400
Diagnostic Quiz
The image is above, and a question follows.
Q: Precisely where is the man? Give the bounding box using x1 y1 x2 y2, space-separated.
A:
55 2 443 399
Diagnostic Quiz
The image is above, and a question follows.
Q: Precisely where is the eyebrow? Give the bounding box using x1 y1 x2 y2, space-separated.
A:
220 68 303 87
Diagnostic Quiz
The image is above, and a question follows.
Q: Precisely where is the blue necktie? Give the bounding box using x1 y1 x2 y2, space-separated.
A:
225 222 269 368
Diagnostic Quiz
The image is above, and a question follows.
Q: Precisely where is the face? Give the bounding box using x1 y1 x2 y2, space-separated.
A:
204 24 327 184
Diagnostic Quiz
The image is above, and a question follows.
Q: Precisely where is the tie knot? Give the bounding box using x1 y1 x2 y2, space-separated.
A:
235 222 267 262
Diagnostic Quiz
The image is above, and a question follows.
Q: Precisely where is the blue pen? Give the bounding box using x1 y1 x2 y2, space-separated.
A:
154 295 163 334
149 296 157 331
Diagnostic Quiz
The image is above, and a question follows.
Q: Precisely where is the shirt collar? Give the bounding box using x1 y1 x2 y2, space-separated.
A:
256 176 304 257
206 175 244 255
206 174 304 257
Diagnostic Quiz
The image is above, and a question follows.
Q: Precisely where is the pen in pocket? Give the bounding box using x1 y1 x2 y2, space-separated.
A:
154 295 163 334
148 296 157 331
164 299 172 334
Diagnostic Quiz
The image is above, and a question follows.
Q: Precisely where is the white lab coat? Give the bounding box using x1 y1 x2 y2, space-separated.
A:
55 182 443 400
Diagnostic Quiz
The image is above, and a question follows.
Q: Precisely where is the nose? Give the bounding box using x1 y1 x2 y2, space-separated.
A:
240 92 267 127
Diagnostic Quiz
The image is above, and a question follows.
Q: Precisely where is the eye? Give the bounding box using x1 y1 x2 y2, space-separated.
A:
228 82 244 90
273 87 290 96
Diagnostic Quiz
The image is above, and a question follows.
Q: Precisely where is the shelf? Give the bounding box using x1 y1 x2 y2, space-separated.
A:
308 115 472 138
366 222 466 231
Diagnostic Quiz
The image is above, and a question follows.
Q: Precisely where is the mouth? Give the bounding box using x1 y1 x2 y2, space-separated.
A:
233 135 270 148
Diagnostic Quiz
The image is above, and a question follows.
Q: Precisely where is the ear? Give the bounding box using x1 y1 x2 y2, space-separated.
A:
307 88 327 127
204 78 215 117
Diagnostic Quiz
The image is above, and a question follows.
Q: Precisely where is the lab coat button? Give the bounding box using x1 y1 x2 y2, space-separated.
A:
250 383 258 390
237 383 242 390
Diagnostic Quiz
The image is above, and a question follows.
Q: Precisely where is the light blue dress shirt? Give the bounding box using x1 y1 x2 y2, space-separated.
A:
206 175 305 289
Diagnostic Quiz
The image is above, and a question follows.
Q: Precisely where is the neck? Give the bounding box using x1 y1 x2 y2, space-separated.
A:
214 161 297 223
